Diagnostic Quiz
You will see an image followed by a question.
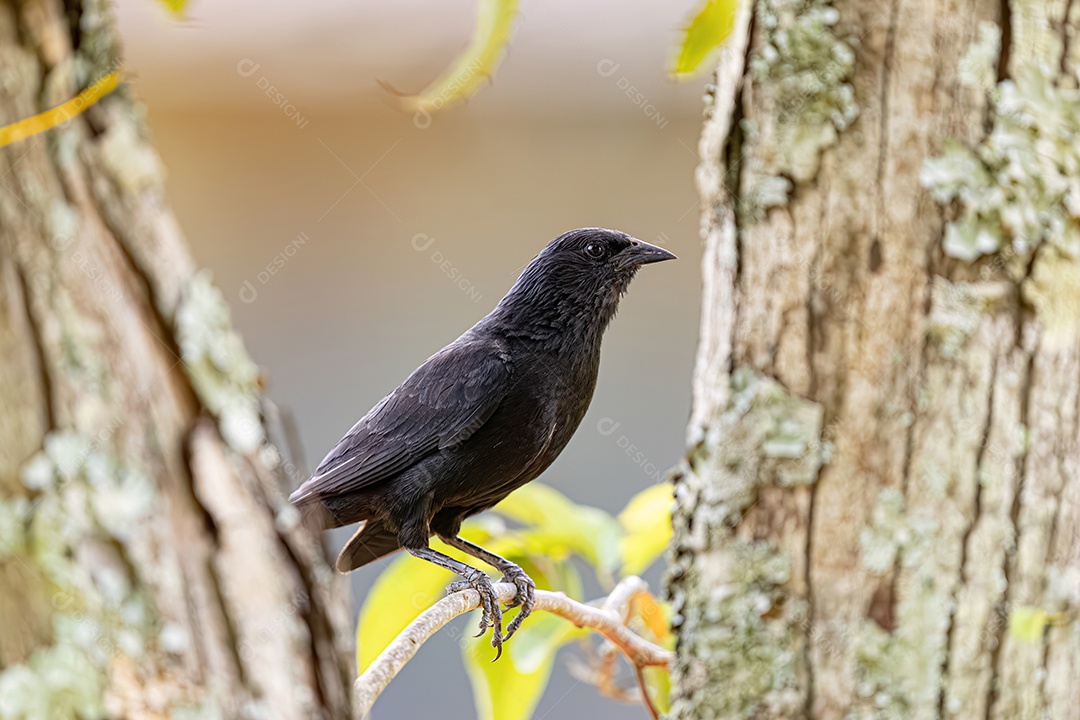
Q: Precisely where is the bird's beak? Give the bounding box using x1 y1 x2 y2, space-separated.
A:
616 239 678 270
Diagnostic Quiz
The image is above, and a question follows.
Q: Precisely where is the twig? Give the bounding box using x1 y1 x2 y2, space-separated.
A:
634 664 661 720
602 576 646 620
353 578 672 718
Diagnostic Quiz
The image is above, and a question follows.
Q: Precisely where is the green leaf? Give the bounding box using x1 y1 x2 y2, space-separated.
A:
444 543 580 720
356 505 594 672
1010 607 1049 641
463 636 554 720
462 600 582 720
394 0 521 114
493 482 579 527
494 483 623 576
671 0 740 79
618 483 673 576
508 613 587 673
544 552 585 600
356 552 454 673
641 665 672 715
356 533 528 673
461 563 571 719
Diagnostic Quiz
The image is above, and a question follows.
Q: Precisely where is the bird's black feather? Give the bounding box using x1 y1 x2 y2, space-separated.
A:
290 227 674 656
291 339 512 504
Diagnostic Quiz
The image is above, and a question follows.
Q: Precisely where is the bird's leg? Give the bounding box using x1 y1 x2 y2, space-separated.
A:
404 544 506 658
437 534 536 641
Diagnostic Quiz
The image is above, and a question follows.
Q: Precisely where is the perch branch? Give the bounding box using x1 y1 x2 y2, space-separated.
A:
353 577 672 718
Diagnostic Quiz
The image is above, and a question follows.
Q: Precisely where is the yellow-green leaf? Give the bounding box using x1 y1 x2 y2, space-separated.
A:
357 509 590 686
461 589 582 716
1010 607 1049 641
459 522 583 595
394 0 521 114
641 665 672 715
493 482 577 527
356 533 521 672
156 0 188 16
356 552 454 672
671 0 740 79
494 483 622 576
508 613 587 673
618 483 673 576
463 622 556 720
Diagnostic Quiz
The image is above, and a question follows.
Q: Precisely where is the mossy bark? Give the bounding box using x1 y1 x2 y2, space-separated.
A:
670 0 1080 718
0 0 352 716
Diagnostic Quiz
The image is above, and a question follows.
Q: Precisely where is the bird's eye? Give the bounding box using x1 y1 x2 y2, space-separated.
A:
585 243 606 259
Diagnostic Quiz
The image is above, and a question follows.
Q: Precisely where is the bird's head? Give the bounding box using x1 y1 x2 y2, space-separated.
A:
493 228 676 338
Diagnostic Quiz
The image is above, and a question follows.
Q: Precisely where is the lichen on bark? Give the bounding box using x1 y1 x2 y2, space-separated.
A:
677 0 1080 717
176 271 267 454
0 0 352 715
742 0 858 210
0 431 155 719
669 369 826 718
921 22 1080 265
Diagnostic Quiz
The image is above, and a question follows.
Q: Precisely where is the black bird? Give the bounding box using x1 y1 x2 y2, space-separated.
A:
290 228 675 657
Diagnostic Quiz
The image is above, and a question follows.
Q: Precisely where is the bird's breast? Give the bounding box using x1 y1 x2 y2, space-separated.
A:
427 337 604 513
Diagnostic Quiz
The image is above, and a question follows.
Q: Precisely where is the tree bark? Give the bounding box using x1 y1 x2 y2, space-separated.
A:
0 0 352 716
670 0 1080 718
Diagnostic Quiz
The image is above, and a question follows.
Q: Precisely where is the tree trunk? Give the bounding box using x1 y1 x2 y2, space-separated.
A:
670 0 1080 718
0 0 352 716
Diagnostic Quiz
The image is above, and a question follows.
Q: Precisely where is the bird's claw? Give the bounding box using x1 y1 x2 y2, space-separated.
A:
445 566 537 659
500 566 536 641
447 572 505 659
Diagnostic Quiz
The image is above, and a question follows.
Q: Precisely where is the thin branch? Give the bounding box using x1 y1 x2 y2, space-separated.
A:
603 575 647 620
634 664 661 720
353 577 673 718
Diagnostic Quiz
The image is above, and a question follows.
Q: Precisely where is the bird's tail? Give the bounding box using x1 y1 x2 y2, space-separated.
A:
336 520 403 573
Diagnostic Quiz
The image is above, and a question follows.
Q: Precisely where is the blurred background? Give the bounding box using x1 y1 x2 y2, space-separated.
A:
113 1 708 716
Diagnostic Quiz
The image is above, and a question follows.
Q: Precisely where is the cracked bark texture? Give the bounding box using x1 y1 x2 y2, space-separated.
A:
670 0 1080 718
0 0 352 716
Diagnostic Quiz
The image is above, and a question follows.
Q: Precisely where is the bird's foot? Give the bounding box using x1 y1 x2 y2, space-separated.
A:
447 570 505 659
500 565 536 641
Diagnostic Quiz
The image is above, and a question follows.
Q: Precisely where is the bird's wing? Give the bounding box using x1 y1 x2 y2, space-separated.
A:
289 339 512 504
